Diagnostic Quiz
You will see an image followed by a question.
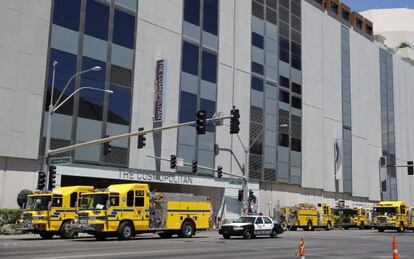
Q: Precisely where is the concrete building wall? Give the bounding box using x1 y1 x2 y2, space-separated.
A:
349 30 382 200
393 55 414 205
0 0 51 159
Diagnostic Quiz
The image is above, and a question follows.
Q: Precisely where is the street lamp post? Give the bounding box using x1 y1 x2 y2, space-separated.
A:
43 62 111 190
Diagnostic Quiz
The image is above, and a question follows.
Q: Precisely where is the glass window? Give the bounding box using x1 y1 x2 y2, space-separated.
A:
251 76 264 92
85 0 109 40
250 141 263 155
252 32 264 48
266 0 277 10
279 90 289 103
127 191 134 206
292 82 301 95
342 10 350 21
279 76 289 88
266 7 277 24
184 0 200 26
203 0 218 35
252 62 264 75
291 138 301 151
255 217 264 224
201 51 217 83
182 41 199 76
179 91 197 123
279 36 290 63
264 217 272 224
252 1 264 19
279 133 289 147
292 96 302 109
52 196 63 207
135 197 144 207
113 10 135 49
108 84 131 125
53 0 81 31
200 98 216 133
291 41 301 56
70 192 78 207
78 57 106 120
330 3 338 14
47 49 78 115
109 196 119 206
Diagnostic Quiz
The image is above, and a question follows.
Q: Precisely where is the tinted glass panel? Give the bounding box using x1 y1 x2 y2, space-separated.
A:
184 0 200 26
113 10 135 49
252 32 264 48
179 91 197 123
279 76 289 88
292 82 301 95
200 98 216 132
46 49 78 115
127 191 133 206
291 138 301 151
279 133 289 147
53 0 81 30
202 51 217 83
78 57 106 120
108 84 131 125
203 0 218 35
252 62 264 75
85 0 110 40
279 90 289 103
292 96 301 109
251 76 264 92
182 42 199 75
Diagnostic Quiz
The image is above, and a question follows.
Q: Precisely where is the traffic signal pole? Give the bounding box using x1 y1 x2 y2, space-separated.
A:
48 113 233 156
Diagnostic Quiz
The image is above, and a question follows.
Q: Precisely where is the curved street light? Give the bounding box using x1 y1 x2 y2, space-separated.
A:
43 62 109 190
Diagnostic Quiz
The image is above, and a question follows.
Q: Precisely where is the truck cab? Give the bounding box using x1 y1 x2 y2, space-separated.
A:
372 201 408 232
72 183 211 240
285 203 333 231
18 186 94 239
333 207 368 229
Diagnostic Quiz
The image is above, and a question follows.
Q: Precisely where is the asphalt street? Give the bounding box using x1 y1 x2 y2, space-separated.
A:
1 230 413 259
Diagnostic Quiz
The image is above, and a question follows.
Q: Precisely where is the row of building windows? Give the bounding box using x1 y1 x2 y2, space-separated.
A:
184 0 218 35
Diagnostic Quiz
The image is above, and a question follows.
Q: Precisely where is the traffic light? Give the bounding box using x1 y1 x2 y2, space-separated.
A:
217 166 223 178
138 127 146 149
37 171 46 190
196 110 206 135
230 108 240 134
170 155 177 169
48 166 56 191
408 161 413 175
103 135 112 155
192 160 198 173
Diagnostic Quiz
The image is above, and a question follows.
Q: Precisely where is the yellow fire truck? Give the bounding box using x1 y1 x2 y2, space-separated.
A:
18 186 94 239
280 203 333 231
372 201 408 232
71 183 212 240
333 207 369 229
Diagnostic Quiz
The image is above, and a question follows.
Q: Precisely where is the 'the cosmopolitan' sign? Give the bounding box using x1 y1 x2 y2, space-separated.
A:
118 168 193 184
153 59 168 122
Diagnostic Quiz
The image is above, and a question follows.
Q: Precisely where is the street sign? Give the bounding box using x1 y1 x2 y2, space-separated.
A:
212 112 224 126
177 157 184 167
229 179 243 185
49 156 72 166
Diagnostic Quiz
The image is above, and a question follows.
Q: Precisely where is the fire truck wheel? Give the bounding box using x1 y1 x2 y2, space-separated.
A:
179 221 194 238
397 223 405 233
306 221 314 231
39 232 54 239
359 222 365 230
118 221 134 240
60 221 75 239
326 222 332 231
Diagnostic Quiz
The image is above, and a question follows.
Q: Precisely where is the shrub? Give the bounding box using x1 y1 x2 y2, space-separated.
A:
0 209 23 227
0 224 17 235
17 189 32 209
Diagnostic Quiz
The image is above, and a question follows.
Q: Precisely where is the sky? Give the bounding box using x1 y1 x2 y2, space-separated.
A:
341 0 414 12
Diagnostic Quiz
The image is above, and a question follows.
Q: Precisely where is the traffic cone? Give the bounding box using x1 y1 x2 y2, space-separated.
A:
393 235 399 259
297 238 305 259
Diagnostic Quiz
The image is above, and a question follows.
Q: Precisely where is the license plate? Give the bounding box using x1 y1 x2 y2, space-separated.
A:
80 219 87 224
